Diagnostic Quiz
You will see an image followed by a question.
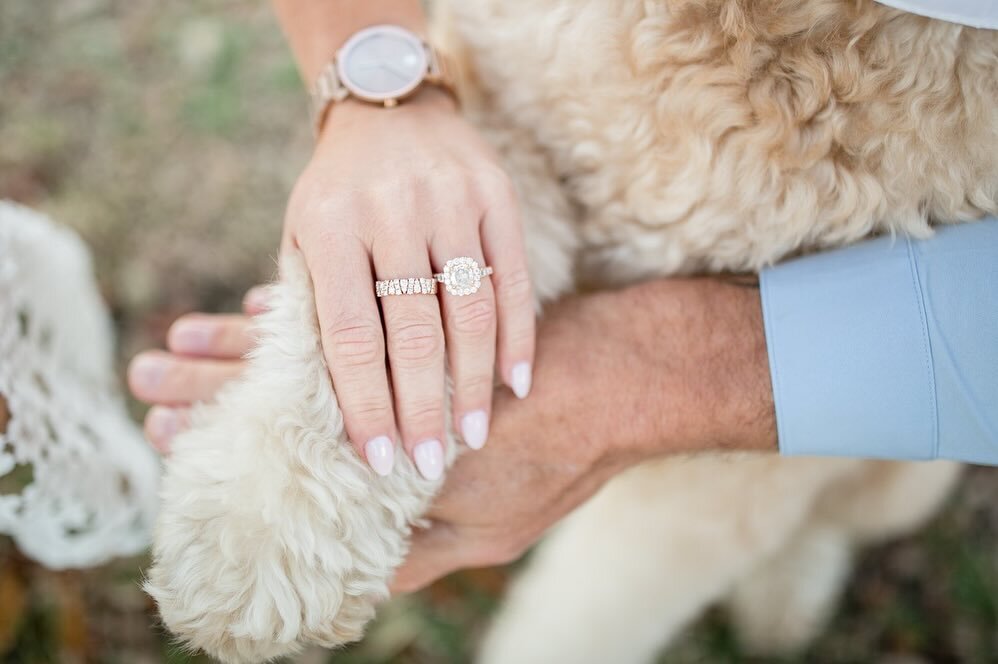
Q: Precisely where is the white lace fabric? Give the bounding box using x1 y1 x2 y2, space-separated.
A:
0 200 159 569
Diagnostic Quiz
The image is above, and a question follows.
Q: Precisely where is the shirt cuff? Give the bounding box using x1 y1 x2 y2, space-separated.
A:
760 234 940 460
761 219 998 464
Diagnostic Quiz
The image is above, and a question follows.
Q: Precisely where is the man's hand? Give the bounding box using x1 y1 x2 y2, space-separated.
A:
129 277 776 589
128 286 270 452
392 278 776 590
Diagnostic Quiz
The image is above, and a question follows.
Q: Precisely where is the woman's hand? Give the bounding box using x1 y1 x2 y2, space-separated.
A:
285 88 534 479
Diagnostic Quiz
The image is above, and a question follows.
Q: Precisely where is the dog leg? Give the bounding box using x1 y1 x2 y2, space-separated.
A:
813 460 963 544
479 456 859 664
726 460 961 656
726 524 853 656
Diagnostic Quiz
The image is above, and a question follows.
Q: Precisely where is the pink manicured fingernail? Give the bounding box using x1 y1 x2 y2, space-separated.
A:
365 436 395 477
147 406 180 441
413 439 444 481
510 362 532 399
244 286 271 313
170 321 213 353
461 410 489 450
129 354 167 391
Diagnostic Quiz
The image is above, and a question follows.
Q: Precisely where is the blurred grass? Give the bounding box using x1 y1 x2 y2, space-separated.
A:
1 1 997 662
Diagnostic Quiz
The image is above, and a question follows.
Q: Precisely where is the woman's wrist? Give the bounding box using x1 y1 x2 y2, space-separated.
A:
272 0 427 83
316 85 459 143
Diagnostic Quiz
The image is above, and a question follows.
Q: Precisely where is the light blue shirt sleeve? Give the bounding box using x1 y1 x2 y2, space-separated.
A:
875 0 998 29
760 218 998 465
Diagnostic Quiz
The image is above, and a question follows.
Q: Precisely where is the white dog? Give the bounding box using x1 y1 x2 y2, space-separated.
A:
147 1 997 662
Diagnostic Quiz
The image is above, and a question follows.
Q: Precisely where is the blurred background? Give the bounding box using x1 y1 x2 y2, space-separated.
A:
1 1 998 662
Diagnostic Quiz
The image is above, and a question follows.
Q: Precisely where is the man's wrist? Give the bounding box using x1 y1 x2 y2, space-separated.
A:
606 277 777 462
699 279 778 453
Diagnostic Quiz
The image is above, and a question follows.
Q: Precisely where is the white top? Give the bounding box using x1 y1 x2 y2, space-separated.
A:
0 201 160 568
877 0 998 28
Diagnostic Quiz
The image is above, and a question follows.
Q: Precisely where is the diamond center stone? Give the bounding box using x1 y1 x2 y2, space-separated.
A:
451 266 474 289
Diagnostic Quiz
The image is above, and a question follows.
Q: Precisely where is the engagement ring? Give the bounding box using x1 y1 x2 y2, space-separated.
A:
434 257 493 296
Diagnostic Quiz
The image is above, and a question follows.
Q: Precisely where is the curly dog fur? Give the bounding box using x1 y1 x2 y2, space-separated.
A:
147 1 996 661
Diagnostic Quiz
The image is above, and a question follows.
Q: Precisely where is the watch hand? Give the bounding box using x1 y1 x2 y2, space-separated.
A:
373 37 397 62
381 63 414 83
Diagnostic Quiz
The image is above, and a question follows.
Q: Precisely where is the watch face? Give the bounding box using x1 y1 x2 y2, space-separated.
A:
337 25 428 102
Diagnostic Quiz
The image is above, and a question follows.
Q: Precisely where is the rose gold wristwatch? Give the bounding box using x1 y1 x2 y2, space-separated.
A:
310 24 456 133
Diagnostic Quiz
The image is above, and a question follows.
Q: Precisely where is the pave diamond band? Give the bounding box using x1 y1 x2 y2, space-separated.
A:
375 258 493 298
434 257 494 296
375 277 438 298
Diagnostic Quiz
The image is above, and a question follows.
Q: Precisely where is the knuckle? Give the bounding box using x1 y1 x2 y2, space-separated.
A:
458 372 494 397
483 169 517 203
496 267 534 309
402 396 445 428
288 183 367 242
427 165 461 189
507 329 536 359
450 296 496 337
346 398 393 425
314 194 359 228
313 199 367 243
388 318 443 365
288 178 334 222
326 318 384 367
374 174 421 212
425 172 478 217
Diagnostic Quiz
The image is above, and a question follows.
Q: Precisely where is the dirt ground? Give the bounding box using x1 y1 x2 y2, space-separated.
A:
1 1 996 662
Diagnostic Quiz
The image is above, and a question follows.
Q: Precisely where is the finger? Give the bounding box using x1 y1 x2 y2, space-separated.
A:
431 245 496 451
242 285 272 315
167 314 257 359
375 235 447 481
300 233 398 477
128 350 245 405
144 406 191 454
479 175 535 399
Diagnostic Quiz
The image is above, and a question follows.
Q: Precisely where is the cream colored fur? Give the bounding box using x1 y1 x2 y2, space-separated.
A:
147 1 997 662
147 255 441 662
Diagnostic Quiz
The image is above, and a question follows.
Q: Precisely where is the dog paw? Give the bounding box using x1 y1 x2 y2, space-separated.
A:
145 254 442 663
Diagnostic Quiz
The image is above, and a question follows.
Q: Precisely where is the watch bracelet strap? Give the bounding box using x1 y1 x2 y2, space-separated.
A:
426 43 455 91
309 43 458 135
309 60 348 133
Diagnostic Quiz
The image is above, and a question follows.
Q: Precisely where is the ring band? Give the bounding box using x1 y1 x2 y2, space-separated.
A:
376 277 438 298
434 257 494 296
